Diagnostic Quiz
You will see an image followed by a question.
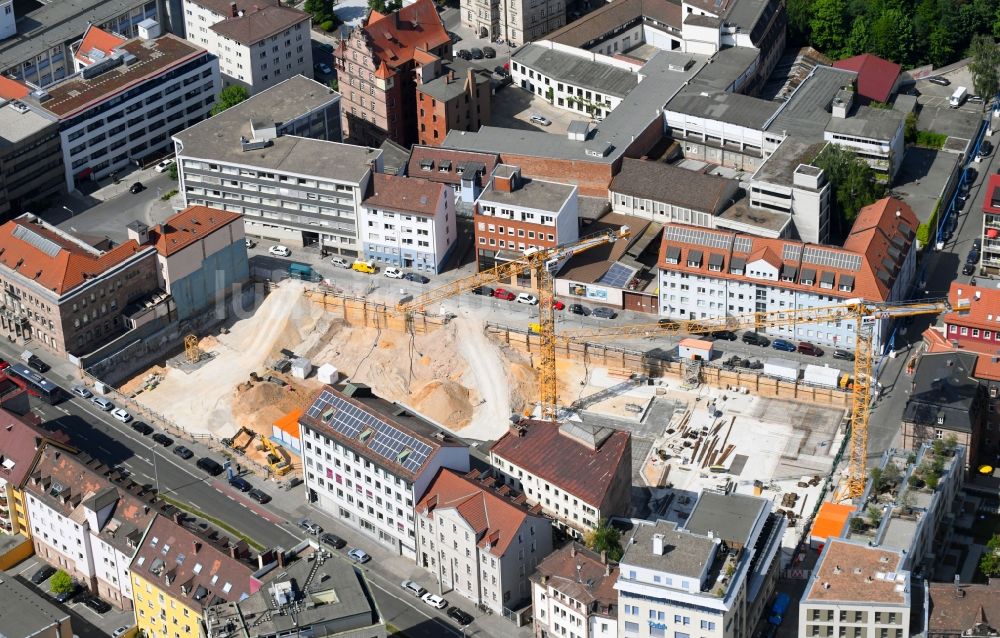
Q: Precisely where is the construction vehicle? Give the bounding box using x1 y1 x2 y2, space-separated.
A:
397 226 630 420
258 435 292 476
556 297 963 498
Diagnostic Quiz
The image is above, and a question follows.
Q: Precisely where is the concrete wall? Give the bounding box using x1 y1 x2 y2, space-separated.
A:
165 233 250 320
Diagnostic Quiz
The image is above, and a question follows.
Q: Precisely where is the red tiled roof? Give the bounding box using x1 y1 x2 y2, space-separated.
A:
0 216 150 295
415 469 540 556
657 196 916 303
0 76 29 101
149 206 243 257
984 175 1000 216
946 281 1000 332
0 409 69 487
360 0 450 71
928 580 1000 634
364 174 445 216
833 54 901 103
75 25 127 64
489 420 630 507
804 538 908 604
923 323 1000 382
748 245 780 269
210 3 309 45
530 543 618 614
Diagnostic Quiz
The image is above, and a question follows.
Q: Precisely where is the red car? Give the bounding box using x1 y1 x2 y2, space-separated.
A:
552 300 566 310
493 288 516 301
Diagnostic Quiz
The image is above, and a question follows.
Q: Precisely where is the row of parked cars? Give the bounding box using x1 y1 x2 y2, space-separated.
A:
400 580 474 624
714 330 854 360
470 286 621 318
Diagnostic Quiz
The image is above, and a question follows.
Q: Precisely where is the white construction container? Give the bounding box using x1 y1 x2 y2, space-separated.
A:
290 357 313 379
317 363 338 385
803 364 841 388
764 358 801 382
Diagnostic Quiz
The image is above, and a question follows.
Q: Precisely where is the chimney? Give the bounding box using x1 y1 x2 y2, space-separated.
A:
230 1 237 16
277 550 287 568
193 541 202 554
652 533 664 555
447 69 455 84
493 165 520 193
605 562 611 576
570 545 577 557
600 550 607 564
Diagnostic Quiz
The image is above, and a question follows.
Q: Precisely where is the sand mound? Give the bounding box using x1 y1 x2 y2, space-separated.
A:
231 378 313 433
411 379 473 429
198 335 220 351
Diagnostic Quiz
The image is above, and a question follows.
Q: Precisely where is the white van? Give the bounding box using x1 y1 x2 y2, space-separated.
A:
949 86 968 108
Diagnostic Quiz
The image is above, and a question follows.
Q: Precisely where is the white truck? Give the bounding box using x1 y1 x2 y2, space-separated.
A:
950 86 968 108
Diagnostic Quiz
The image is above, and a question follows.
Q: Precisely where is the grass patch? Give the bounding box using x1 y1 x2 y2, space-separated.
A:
915 131 947 149
159 494 265 552
160 189 178 201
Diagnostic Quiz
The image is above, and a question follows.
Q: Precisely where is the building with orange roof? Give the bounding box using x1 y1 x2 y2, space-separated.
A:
271 408 302 454
72 25 127 70
657 196 918 352
415 468 552 614
808 502 855 547
334 0 452 146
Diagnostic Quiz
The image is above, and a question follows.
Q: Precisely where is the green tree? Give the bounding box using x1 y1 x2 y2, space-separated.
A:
844 19 871 58
809 0 850 56
305 0 335 23
904 112 917 145
869 8 915 65
211 84 249 116
786 0 813 45
168 162 178 181
584 521 624 562
814 144 884 235
969 34 1000 103
49 570 74 595
866 505 882 527
368 0 401 13
981 534 1000 577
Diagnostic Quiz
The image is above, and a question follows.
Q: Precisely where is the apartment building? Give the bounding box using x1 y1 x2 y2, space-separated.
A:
979 174 1000 275
0 90 64 222
298 383 470 560
927 580 1000 638
0 569 74 638
131 514 255 638
799 539 910 638
460 0 565 46
334 0 451 146
657 197 918 352
0 214 161 356
23 447 159 610
617 492 786 638
416 60 492 146
489 419 631 538
182 0 312 93
475 165 579 274
406 146 499 211
415 468 553 614
511 42 641 120
0 0 162 88
531 543 618 638
359 173 457 273
824 88 905 182
16 27 220 192
173 78 381 255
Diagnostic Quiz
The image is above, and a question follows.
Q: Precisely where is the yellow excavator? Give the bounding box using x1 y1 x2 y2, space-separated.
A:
258 435 292 476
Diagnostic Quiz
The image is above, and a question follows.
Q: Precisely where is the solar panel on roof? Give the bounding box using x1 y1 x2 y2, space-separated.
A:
733 236 753 253
305 391 433 473
12 225 63 257
665 226 732 251
782 244 802 262
802 246 861 272
597 262 637 288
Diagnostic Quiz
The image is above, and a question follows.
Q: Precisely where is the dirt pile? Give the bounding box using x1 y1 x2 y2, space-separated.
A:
411 379 473 428
231 377 314 434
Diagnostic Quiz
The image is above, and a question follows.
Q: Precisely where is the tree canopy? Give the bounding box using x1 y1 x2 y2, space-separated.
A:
812 144 885 239
969 33 1000 100
980 534 1000 577
211 85 249 116
584 521 624 562
49 570 74 595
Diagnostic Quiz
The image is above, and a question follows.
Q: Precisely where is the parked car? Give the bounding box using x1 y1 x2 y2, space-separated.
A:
384 267 404 279
772 339 796 352
927 76 951 86
152 433 173 447
832 349 855 361
967 168 979 183
54 584 80 603
494 65 508 76
493 288 516 301
330 256 351 268
592 306 617 319
963 263 976 275
268 245 291 257
348 548 371 563
472 285 494 296
111 408 133 423
299 519 323 535
173 445 194 460
30 565 56 584
403 272 430 284
568 303 590 316
248 488 271 504
71 385 92 399
974 238 982 250
516 292 538 305
448 606 474 625
228 476 252 492
552 299 566 310
155 159 174 173
742 331 769 347
316 42 333 53
129 182 144 194
196 457 224 476
91 396 114 411
797 342 824 357
245 238 256 249
967 250 981 265
711 330 737 341
112 627 131 638
83 596 112 614
27 356 50 373
422 592 448 609
979 141 994 158
657 318 679 330
351 260 377 274
483 46 496 58
456 49 471 60
401 580 427 597
320 532 346 549
469 47 484 59
529 113 552 126
313 62 332 75
130 421 154 435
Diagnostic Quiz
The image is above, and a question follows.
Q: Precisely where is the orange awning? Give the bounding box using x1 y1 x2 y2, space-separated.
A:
810 502 855 542
273 408 303 438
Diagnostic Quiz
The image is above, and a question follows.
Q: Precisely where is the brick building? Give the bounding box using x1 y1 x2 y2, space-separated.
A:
416 59 491 146
334 0 451 146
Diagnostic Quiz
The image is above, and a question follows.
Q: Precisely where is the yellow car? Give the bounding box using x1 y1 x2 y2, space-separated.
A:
352 260 376 274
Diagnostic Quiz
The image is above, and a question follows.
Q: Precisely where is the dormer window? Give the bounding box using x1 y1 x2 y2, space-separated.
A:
420 159 433 171
819 271 835 290
780 265 797 283
665 246 680 265
839 275 855 292
708 253 723 272
439 160 451 172
729 257 745 275
687 250 703 268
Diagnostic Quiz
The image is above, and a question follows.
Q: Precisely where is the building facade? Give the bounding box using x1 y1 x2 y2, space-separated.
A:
416 61 492 146
0 96 64 222
298 383 471 560
182 0 312 93
334 0 451 146
979 174 1000 275
460 0 565 46
359 173 457 273
531 543 618 638
415 468 553 614
489 419 631 538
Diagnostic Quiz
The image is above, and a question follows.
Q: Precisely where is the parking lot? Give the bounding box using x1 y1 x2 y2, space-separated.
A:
911 72 989 114
490 84 583 132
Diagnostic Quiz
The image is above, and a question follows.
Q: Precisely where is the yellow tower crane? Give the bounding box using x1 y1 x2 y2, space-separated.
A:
558 297 964 498
397 225 631 421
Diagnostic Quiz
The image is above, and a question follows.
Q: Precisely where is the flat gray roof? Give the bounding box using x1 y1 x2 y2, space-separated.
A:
767 66 857 139
0 102 57 148
514 43 639 98
825 106 904 141
621 519 718 580
687 46 763 93
0 570 70 637
667 89 779 130
715 193 791 234
752 136 826 186
417 59 490 103
684 491 767 546
480 176 575 211
0 0 148 70
444 50 706 164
